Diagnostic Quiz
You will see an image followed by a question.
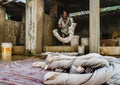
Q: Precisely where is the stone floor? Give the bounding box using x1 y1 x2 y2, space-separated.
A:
0 54 119 63
0 54 47 63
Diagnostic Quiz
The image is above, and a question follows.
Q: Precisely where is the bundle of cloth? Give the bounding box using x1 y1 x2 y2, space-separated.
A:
32 53 120 85
41 52 78 56
32 54 77 70
53 23 77 43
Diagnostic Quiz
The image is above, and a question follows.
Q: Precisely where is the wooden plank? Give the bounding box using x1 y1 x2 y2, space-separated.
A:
13 46 25 55
89 0 100 53
44 46 78 52
100 46 120 55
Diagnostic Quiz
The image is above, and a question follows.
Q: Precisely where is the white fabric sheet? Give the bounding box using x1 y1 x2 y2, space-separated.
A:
53 23 77 43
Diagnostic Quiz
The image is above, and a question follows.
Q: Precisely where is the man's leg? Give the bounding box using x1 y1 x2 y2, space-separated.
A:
62 33 65 46
62 33 70 46
65 34 70 46
58 28 62 37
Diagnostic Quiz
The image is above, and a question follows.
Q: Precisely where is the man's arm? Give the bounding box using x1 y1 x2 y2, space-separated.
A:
70 17 74 23
58 18 62 28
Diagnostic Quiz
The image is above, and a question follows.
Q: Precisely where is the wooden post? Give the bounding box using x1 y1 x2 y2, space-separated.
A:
36 0 44 53
89 0 100 53
0 7 5 44
26 0 44 54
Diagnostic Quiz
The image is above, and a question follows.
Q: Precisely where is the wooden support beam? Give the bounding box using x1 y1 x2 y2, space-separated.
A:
26 0 44 54
89 0 100 53
36 0 44 54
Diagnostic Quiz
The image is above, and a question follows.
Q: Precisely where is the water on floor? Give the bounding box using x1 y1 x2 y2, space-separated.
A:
0 55 46 63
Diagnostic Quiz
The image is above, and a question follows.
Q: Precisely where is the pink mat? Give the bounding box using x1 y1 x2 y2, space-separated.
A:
0 59 47 85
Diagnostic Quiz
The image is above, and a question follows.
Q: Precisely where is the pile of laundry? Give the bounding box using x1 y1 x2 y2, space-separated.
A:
32 53 120 85
41 52 78 56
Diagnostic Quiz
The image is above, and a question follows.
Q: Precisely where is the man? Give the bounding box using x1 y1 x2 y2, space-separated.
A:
58 10 74 38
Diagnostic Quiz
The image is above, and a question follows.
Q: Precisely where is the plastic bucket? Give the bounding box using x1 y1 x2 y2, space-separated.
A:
78 45 85 55
1 43 12 61
71 35 80 46
81 38 89 46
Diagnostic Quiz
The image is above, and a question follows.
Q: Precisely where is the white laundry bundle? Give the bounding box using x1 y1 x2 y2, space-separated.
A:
41 52 78 56
53 23 77 43
46 54 77 70
43 72 92 85
70 53 109 74
32 53 120 85
43 53 120 85
107 73 120 85
44 61 120 85
32 61 46 68
32 54 77 70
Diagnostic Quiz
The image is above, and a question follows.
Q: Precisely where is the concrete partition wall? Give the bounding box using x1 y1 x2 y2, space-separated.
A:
4 20 25 45
0 7 5 52
43 14 57 47
0 7 5 42
26 0 44 54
